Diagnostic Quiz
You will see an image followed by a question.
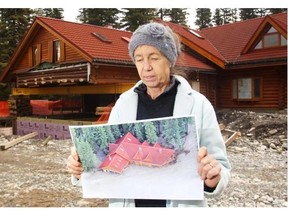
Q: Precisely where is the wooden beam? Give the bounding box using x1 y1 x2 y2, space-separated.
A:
12 83 135 95
0 132 38 150
42 135 52 146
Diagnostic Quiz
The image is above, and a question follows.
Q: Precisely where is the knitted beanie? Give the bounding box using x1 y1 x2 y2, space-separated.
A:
128 22 180 66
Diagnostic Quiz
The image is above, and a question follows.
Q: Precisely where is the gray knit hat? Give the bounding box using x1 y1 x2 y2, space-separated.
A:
128 22 180 66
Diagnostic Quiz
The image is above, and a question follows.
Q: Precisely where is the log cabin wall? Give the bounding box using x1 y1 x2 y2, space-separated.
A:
11 28 85 72
198 73 217 107
89 65 139 84
217 65 287 109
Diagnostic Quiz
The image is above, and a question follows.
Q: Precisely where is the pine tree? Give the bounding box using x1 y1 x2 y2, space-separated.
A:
239 8 258 21
255 8 269 17
133 122 145 143
268 8 287 14
144 121 158 144
120 8 157 31
76 139 97 172
195 8 212 30
213 8 223 26
78 8 121 28
165 8 188 26
0 9 33 76
34 8 64 19
221 8 233 24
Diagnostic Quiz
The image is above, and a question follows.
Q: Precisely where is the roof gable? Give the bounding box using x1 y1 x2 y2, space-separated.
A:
242 13 287 54
201 12 287 65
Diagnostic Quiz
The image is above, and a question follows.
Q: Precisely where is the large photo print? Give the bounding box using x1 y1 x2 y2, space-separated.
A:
69 115 203 200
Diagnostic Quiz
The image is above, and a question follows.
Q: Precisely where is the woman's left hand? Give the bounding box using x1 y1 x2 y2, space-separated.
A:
197 146 221 188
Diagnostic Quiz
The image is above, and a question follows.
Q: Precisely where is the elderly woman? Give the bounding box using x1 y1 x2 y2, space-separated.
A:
67 22 231 207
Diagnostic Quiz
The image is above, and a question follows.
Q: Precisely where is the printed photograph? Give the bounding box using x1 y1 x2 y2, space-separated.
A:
69 115 203 200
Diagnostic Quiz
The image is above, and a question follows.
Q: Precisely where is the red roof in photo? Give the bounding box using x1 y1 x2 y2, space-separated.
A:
99 132 175 174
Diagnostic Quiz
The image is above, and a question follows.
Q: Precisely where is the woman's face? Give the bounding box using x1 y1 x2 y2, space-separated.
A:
134 45 171 98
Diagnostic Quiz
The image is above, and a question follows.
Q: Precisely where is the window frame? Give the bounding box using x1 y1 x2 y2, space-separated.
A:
232 77 262 101
53 40 61 63
255 26 287 50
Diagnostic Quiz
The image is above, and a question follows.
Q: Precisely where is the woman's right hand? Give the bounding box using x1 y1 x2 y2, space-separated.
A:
67 146 83 180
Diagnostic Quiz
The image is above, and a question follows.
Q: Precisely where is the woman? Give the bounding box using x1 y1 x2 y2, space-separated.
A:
67 22 231 207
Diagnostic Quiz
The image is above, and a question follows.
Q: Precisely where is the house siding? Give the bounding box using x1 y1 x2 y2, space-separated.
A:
217 65 287 109
11 28 85 73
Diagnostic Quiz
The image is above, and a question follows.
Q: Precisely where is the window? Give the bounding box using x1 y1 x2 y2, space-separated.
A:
232 78 261 100
92 32 112 43
32 45 38 66
30 44 41 66
255 27 287 49
53 40 61 63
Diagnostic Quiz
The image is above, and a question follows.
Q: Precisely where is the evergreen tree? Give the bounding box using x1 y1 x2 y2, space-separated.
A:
78 8 121 28
104 126 116 144
255 8 269 17
268 8 287 14
213 8 223 26
231 8 238 22
110 124 122 140
76 139 97 172
0 9 33 75
195 8 212 30
132 122 145 143
165 8 188 26
34 8 64 19
239 8 258 21
143 121 158 144
220 8 233 24
120 8 157 31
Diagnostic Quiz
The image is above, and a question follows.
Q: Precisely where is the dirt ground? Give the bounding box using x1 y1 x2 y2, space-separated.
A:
0 109 287 207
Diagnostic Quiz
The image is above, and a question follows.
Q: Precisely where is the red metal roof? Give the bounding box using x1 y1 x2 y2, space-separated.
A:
200 13 287 64
36 16 213 70
99 132 175 174
37 16 132 63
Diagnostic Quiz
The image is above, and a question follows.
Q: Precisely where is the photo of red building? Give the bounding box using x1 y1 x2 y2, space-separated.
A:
99 132 175 174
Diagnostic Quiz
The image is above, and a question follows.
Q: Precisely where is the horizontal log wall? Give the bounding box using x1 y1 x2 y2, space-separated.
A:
12 28 85 72
217 65 287 109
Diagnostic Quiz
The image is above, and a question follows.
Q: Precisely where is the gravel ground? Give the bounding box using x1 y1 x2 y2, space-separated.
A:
0 110 287 207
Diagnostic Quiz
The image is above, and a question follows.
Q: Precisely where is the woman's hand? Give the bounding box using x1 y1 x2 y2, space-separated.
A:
197 146 221 188
67 146 83 180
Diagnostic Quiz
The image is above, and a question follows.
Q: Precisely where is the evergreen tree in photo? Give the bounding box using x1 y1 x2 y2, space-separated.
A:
132 122 145 143
104 126 116 144
143 121 158 144
76 139 97 172
95 126 109 153
110 124 122 141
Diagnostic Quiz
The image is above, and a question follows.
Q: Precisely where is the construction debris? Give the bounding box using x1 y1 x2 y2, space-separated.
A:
0 131 38 150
